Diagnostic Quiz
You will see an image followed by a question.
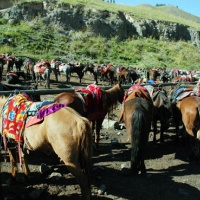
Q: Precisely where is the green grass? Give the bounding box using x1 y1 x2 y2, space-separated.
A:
0 0 200 70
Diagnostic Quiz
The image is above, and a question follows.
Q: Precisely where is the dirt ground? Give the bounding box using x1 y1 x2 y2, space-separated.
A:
0 71 200 200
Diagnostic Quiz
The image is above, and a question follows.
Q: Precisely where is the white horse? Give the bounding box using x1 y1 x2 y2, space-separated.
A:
59 63 73 83
34 60 51 88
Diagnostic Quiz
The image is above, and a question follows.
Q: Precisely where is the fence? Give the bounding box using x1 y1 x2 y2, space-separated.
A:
0 82 197 96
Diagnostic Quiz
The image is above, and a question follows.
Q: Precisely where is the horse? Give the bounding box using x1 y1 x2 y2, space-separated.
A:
160 71 169 83
145 85 172 143
23 57 35 81
119 86 153 174
70 63 85 83
59 63 85 84
0 56 7 79
115 66 129 84
128 67 140 84
59 63 73 83
176 96 200 161
54 83 125 149
170 83 198 143
6 71 26 85
14 56 23 72
149 69 160 81
82 64 100 84
50 59 61 82
0 94 93 200
171 75 193 83
99 63 116 85
4 55 15 72
34 60 51 88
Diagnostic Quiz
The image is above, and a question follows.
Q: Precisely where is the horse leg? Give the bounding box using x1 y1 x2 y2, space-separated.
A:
160 121 165 143
7 148 18 184
131 160 139 174
20 149 31 182
153 119 157 144
65 163 91 200
139 158 146 175
94 119 104 149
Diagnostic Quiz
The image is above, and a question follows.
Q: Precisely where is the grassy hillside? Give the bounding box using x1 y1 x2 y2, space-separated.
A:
0 0 200 70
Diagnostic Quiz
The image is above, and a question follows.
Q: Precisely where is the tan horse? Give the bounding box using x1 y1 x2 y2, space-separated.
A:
54 83 125 149
0 95 93 200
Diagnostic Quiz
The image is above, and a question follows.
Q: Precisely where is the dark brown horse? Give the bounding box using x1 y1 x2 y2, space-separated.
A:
14 56 23 71
4 55 15 72
119 86 153 174
82 64 100 84
54 83 125 149
176 96 200 161
146 85 172 143
0 94 93 200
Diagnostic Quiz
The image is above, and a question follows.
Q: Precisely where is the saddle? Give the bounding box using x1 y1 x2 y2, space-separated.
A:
171 83 200 103
118 85 152 122
35 61 49 74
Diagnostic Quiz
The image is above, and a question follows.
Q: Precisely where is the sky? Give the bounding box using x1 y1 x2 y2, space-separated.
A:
116 0 200 17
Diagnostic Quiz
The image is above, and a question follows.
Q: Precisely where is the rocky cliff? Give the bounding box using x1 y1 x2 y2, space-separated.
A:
0 1 200 48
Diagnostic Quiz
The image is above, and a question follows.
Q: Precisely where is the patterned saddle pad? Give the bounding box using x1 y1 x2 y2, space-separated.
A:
2 94 67 143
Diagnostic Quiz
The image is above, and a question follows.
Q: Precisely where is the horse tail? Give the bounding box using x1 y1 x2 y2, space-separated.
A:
79 118 93 188
131 106 146 164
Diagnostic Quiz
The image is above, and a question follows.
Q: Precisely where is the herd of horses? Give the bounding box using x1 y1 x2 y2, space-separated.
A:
0 77 200 199
1 54 199 89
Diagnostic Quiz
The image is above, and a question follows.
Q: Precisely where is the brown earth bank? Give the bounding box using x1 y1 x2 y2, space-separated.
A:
0 71 200 200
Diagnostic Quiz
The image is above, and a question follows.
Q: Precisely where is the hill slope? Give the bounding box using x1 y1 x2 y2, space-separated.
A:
0 1 200 70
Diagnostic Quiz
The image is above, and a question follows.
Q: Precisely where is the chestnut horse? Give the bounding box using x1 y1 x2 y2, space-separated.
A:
54 83 125 149
119 86 153 174
170 83 198 143
176 96 200 161
0 94 92 200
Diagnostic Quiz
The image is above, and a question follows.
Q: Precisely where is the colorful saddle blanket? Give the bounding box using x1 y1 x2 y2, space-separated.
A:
75 84 107 120
2 93 34 142
171 83 200 103
2 94 67 143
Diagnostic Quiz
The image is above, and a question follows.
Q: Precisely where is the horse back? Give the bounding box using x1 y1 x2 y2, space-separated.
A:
123 97 152 142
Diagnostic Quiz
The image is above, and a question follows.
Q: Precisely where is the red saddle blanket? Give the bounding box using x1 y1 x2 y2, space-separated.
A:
75 84 107 120
123 85 150 102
